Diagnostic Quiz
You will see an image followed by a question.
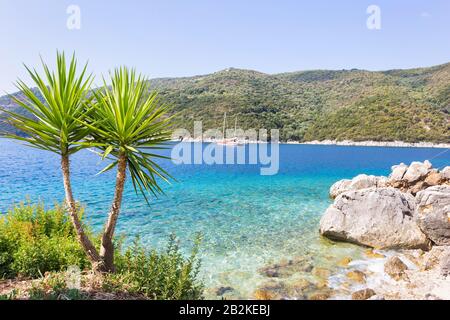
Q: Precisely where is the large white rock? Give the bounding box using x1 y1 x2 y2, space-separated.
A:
416 185 450 246
403 161 432 183
320 188 430 249
329 174 387 199
329 179 352 199
441 167 450 181
389 163 408 182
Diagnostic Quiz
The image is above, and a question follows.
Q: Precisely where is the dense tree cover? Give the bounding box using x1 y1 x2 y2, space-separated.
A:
2 63 449 142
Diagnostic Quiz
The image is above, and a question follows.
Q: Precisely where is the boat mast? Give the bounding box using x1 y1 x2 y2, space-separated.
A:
222 112 227 139
234 115 237 138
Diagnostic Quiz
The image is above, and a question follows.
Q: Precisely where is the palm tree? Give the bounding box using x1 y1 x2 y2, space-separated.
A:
0 52 101 265
84 67 173 272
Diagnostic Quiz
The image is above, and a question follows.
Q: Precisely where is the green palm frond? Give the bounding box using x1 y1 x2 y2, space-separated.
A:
0 52 94 155
86 67 174 201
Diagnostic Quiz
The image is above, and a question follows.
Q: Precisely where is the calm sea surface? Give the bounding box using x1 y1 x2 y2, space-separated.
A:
0 139 448 298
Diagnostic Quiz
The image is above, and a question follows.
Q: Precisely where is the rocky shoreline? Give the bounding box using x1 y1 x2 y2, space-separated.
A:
320 160 450 299
298 140 450 149
172 138 450 149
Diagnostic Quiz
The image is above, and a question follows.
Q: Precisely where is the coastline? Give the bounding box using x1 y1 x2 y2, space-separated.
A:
172 138 450 149
294 140 450 149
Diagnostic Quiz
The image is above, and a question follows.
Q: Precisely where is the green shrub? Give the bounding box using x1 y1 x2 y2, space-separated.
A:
106 234 204 300
1 202 204 300
0 202 91 278
28 272 87 300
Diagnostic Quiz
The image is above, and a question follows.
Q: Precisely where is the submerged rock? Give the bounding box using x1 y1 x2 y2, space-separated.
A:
346 270 366 283
384 256 408 281
416 185 450 246
320 188 430 249
308 290 332 300
253 289 279 300
351 288 376 300
337 257 353 267
312 267 331 278
364 249 386 259
215 286 234 296
258 257 313 278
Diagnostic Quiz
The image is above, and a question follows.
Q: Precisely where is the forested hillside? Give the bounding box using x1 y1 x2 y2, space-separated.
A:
1 63 449 142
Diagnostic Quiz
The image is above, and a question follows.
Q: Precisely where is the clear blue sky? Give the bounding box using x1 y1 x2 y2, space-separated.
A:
0 0 449 92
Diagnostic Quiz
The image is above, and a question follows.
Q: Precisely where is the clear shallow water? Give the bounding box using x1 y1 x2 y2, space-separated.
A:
0 140 449 298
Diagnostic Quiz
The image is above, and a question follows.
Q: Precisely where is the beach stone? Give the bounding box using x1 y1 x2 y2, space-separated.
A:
384 256 408 281
337 257 353 267
320 188 430 250
403 161 432 184
346 270 366 283
416 185 450 246
365 249 386 259
315 278 329 289
329 174 386 199
402 252 422 267
422 246 449 271
424 170 443 186
409 181 427 195
367 294 385 300
351 288 376 300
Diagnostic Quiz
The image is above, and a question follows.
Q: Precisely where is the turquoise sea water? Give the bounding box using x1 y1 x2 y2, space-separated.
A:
0 139 449 298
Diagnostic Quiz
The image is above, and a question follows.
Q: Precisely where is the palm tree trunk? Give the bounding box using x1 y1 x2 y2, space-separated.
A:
99 152 127 272
61 154 101 265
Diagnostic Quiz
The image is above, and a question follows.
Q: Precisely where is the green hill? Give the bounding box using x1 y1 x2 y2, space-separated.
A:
1 63 449 143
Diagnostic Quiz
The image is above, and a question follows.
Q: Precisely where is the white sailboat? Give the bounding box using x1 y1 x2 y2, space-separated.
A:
216 112 243 146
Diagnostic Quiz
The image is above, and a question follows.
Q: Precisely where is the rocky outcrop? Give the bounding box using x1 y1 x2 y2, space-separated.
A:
321 161 449 251
387 161 448 195
328 159 448 199
320 188 430 249
416 185 450 246
403 160 432 183
329 174 387 199
319 160 450 300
